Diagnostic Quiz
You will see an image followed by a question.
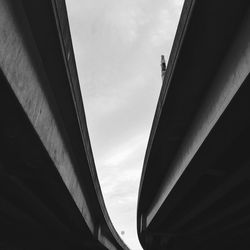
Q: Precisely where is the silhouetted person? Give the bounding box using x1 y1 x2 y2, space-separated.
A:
161 55 166 81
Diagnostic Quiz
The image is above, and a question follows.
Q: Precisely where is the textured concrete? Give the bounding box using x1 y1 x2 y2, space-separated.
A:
138 0 250 249
0 0 128 249
0 0 94 232
147 6 250 227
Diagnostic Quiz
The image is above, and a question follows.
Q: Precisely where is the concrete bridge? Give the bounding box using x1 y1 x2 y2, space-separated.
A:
137 0 250 249
3 0 250 249
0 0 129 249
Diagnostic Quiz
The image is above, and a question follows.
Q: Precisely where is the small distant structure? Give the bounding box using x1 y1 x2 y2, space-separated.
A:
161 55 166 81
121 231 125 235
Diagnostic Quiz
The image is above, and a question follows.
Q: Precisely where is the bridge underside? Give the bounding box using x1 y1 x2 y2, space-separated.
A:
137 0 250 249
0 74 104 250
0 1 127 249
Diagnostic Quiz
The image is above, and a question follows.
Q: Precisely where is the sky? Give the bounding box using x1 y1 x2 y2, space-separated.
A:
66 1 183 249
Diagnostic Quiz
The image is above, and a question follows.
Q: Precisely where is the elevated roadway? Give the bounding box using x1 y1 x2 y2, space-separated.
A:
137 0 250 249
0 1 129 249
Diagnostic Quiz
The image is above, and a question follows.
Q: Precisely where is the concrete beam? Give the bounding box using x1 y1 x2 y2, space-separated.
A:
97 226 117 250
0 0 94 232
168 161 250 231
146 8 250 227
187 195 250 235
0 170 85 248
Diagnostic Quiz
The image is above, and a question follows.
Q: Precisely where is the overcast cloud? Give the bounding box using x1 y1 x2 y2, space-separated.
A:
66 1 183 249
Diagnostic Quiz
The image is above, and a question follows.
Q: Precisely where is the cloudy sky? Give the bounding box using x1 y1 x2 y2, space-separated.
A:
66 1 183 249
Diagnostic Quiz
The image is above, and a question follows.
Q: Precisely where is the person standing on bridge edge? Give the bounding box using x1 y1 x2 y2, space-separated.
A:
161 55 166 82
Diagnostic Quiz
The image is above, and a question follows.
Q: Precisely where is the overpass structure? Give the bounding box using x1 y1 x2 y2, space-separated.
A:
137 0 250 249
0 0 129 249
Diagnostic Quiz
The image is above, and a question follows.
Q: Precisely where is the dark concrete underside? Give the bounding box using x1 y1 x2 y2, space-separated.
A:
0 1 128 249
0 72 104 250
138 0 250 249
